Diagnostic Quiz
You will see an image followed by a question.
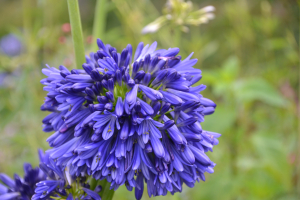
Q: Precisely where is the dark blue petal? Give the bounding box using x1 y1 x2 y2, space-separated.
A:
178 171 194 182
184 132 202 142
126 84 139 106
149 133 165 158
120 119 129 140
166 125 186 145
132 145 141 170
134 42 144 61
160 48 180 57
82 63 93 75
160 103 171 114
135 70 145 81
0 192 20 200
202 106 215 115
189 84 206 93
0 174 15 189
97 39 108 52
115 97 124 117
139 85 163 101
160 91 183 106
135 174 144 200
137 98 154 115
0 183 8 194
82 188 101 200
200 97 216 108
167 89 199 102
72 83 93 92
102 116 117 140
66 74 93 83
66 193 74 200
107 78 114 91
181 146 195 164
176 117 198 127
151 69 168 86
189 145 211 165
143 73 151 86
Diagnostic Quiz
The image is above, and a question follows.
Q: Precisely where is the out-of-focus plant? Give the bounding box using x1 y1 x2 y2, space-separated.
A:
205 56 287 108
142 0 215 34
198 55 296 199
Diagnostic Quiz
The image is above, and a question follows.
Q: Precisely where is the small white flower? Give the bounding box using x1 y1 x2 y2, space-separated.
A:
201 5 215 13
141 16 168 34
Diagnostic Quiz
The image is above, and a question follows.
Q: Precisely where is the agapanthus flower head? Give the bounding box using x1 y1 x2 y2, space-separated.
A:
0 150 101 200
32 150 101 200
41 39 220 199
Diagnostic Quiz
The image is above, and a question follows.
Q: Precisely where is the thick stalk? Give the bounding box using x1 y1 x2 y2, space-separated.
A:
67 0 85 69
173 27 182 47
92 0 107 51
22 0 31 37
89 178 99 190
98 179 115 200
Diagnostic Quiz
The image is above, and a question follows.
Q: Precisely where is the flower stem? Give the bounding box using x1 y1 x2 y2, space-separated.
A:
98 179 115 200
67 0 85 69
92 0 107 51
89 178 99 190
173 27 181 47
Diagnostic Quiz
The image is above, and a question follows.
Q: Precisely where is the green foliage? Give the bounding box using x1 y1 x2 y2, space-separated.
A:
0 0 298 199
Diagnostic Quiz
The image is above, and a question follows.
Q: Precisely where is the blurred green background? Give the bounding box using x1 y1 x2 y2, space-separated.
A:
0 0 298 199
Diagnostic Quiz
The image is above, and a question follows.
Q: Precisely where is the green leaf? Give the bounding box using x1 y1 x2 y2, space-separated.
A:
201 41 219 60
202 106 237 133
221 56 240 80
233 78 287 107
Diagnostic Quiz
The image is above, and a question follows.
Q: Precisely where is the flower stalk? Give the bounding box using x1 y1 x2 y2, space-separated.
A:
99 180 115 200
67 0 85 69
92 0 107 51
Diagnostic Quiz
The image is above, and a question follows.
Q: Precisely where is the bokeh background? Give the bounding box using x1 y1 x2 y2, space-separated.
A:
0 0 298 199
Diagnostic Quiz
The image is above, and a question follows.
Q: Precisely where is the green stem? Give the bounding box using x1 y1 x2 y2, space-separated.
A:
22 0 31 36
67 0 85 69
173 27 181 47
22 0 36 68
92 0 107 51
89 178 99 190
98 179 115 200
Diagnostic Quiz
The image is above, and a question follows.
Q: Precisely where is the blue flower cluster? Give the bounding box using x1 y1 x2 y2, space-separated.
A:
41 39 220 199
0 150 101 200
33 150 102 200
0 161 45 200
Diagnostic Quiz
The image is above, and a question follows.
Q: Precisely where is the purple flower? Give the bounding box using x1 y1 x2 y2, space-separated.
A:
0 150 102 200
0 163 45 200
32 150 102 200
0 34 22 57
40 39 220 199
